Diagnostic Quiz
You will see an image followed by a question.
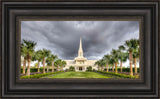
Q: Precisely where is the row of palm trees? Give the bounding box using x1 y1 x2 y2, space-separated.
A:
21 39 66 76
95 39 139 76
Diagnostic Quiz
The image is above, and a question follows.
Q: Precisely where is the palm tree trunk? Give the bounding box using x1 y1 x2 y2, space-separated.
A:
102 66 104 71
112 65 114 72
120 61 122 72
106 62 109 72
27 58 31 76
134 58 137 74
47 65 49 72
129 51 133 76
23 58 26 74
52 62 54 72
38 61 40 72
61 66 63 71
57 65 59 71
115 63 118 73
43 58 45 73
105 64 107 72
98 66 100 71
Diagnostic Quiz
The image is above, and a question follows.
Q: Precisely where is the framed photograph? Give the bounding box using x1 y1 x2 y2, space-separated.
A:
20 19 140 79
1 0 159 98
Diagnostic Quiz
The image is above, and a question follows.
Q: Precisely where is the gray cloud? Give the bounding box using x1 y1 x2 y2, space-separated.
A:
21 21 139 60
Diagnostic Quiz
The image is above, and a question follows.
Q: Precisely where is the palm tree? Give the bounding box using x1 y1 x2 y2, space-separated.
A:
50 55 57 72
32 50 42 73
118 45 126 72
103 54 111 72
22 40 37 76
133 47 139 74
99 59 106 71
111 49 120 73
118 52 128 73
54 59 62 71
41 49 51 73
109 56 115 72
95 61 101 71
125 39 139 76
21 42 28 74
46 56 52 72
61 61 67 71
94 61 98 70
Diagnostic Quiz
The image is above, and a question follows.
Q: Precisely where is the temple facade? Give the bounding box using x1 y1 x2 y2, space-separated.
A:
64 37 98 71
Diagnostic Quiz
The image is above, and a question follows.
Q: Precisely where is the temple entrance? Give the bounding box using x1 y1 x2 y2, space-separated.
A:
79 67 82 71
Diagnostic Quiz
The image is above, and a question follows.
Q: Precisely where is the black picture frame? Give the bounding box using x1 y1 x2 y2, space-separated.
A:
1 0 159 98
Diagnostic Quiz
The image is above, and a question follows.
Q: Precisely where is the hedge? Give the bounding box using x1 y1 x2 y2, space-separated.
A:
21 68 139 73
97 71 138 78
103 68 139 73
21 68 57 73
21 71 64 79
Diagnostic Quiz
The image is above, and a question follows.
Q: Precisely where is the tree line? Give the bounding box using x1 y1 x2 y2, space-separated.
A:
95 39 139 76
21 39 67 76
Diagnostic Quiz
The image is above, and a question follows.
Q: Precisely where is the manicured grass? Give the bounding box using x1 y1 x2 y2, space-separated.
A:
46 72 111 78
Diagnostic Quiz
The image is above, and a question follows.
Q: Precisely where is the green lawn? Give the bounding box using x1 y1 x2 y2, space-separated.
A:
45 72 111 78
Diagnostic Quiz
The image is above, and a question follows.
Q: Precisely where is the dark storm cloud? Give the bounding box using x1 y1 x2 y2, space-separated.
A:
21 21 139 60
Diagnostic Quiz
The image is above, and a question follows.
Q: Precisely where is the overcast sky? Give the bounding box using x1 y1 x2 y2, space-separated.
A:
21 21 139 62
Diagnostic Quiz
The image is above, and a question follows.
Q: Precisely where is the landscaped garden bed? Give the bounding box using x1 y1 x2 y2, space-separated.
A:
21 71 64 79
97 71 139 79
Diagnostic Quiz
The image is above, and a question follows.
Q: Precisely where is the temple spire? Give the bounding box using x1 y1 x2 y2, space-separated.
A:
78 37 83 57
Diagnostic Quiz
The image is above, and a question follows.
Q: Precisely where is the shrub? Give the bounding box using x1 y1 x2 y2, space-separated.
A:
21 71 64 79
86 66 92 71
65 69 69 72
93 69 96 72
69 66 75 71
108 68 139 73
21 68 53 73
97 71 137 78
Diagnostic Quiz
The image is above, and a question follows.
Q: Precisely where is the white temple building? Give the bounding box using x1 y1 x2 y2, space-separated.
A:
64 37 98 71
